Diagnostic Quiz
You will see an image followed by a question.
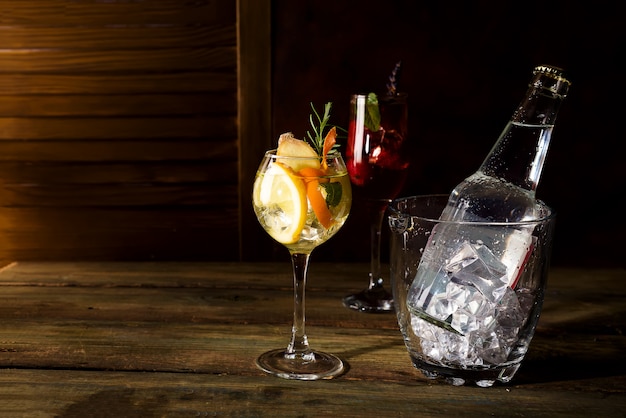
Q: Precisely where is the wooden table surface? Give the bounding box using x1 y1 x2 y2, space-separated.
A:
0 261 624 417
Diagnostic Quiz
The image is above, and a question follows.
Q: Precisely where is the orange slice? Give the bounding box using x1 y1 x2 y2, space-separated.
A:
321 127 337 170
299 167 333 229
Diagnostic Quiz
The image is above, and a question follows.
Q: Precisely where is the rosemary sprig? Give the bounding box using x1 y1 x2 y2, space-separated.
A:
386 60 402 96
306 102 340 155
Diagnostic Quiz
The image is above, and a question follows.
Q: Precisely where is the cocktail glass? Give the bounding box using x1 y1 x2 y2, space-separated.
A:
252 149 352 380
342 92 409 313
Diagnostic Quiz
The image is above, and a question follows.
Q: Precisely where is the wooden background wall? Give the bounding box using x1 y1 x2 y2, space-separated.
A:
0 0 270 262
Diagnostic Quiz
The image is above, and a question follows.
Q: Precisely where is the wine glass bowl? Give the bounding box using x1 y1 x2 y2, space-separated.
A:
252 148 351 380
342 92 410 313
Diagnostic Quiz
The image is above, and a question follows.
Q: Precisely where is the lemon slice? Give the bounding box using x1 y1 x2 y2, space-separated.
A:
253 162 307 244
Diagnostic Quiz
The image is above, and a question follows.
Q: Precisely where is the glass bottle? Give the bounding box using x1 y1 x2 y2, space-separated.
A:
440 65 571 223
406 65 570 331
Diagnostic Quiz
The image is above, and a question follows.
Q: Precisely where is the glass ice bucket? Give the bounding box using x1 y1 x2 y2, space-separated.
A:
388 195 555 387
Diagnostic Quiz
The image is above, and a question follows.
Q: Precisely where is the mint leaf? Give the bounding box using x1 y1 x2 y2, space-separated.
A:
364 92 381 131
321 182 342 207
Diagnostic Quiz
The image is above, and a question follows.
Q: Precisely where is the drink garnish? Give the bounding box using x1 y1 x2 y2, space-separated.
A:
386 60 402 96
321 182 342 207
364 93 381 132
254 161 308 244
306 102 341 157
321 126 336 160
276 132 320 172
364 61 402 132
300 167 333 229
272 103 345 231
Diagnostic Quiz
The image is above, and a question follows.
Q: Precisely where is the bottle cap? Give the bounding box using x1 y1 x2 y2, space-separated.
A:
533 65 570 96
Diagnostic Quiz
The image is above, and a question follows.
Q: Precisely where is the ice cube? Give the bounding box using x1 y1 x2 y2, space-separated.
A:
447 241 509 304
406 237 540 367
496 287 525 328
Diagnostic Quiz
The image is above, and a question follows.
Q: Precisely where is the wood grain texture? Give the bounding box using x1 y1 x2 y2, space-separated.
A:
0 73 237 95
1 1 234 26
0 0 256 262
0 161 238 185
0 93 237 116
237 0 273 261
0 117 237 140
2 25 236 49
0 262 624 417
0 47 236 73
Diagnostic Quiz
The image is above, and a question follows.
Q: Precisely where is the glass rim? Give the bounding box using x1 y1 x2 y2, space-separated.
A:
388 194 556 226
264 148 342 160
351 92 408 100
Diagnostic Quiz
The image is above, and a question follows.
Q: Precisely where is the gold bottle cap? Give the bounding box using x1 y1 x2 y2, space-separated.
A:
534 65 571 86
533 64 570 96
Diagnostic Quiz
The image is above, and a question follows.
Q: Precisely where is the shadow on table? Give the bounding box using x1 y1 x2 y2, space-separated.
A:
513 311 626 385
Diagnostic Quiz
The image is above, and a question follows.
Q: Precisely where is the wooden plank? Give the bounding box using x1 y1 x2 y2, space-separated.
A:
0 223 240 261
0 241 239 262
0 313 624 390
0 139 237 162
0 261 296 287
0 183 237 207
0 161 237 185
0 72 237 95
0 317 404 373
0 207 239 229
0 93 237 117
0 47 236 73
1 1 235 26
0 370 621 418
0 210 241 261
0 261 294 287
0 25 236 49
0 116 237 141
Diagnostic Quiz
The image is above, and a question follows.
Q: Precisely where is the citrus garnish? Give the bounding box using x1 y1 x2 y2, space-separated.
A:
277 133 321 172
267 102 343 233
299 167 333 229
254 162 307 244
322 126 337 158
320 126 336 170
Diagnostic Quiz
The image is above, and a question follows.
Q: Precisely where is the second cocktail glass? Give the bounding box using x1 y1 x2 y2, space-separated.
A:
342 92 409 313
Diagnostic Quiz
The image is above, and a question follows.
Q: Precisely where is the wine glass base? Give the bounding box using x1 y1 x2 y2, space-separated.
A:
256 348 345 380
342 288 394 313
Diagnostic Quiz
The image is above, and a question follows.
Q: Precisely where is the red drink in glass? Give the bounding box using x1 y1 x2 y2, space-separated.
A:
343 92 410 313
346 93 409 202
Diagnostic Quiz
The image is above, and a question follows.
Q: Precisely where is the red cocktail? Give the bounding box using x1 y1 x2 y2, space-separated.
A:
343 92 410 312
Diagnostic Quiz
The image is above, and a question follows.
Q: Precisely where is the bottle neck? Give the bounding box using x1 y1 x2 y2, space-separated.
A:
479 70 569 193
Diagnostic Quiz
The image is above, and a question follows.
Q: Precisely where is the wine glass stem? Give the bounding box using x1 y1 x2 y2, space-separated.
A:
287 252 311 354
369 206 387 290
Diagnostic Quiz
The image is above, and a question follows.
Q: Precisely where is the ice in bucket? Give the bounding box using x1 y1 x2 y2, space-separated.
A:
406 225 537 366
388 195 556 387
407 224 535 336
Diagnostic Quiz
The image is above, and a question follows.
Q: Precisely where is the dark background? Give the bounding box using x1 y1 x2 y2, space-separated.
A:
269 0 625 268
